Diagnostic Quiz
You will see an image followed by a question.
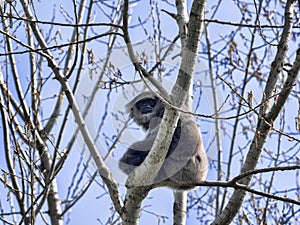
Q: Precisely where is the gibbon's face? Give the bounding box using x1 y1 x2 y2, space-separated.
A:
135 98 157 114
128 95 164 131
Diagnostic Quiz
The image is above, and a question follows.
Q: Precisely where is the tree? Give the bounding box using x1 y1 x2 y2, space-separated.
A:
0 0 300 224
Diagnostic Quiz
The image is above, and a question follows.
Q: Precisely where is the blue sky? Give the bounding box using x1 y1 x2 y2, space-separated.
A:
0 0 299 224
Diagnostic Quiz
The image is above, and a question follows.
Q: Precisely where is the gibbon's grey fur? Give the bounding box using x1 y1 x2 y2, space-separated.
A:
119 91 208 189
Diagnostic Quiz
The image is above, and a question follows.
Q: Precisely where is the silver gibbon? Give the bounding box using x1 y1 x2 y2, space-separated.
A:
119 91 208 189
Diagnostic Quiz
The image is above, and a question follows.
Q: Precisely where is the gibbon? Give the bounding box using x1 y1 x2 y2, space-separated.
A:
119 91 208 189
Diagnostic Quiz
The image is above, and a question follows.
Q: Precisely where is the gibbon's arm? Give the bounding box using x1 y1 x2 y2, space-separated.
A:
119 136 154 175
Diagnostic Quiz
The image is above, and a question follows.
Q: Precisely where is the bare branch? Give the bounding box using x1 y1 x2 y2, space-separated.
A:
212 1 299 224
259 0 296 116
19 0 124 220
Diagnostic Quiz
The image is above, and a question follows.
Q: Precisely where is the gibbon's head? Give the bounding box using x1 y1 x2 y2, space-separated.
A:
126 92 164 130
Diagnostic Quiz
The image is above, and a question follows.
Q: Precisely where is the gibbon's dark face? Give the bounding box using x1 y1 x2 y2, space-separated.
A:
135 98 157 114
127 94 164 131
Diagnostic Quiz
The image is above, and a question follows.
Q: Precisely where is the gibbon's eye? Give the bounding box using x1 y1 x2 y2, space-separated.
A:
135 98 157 114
